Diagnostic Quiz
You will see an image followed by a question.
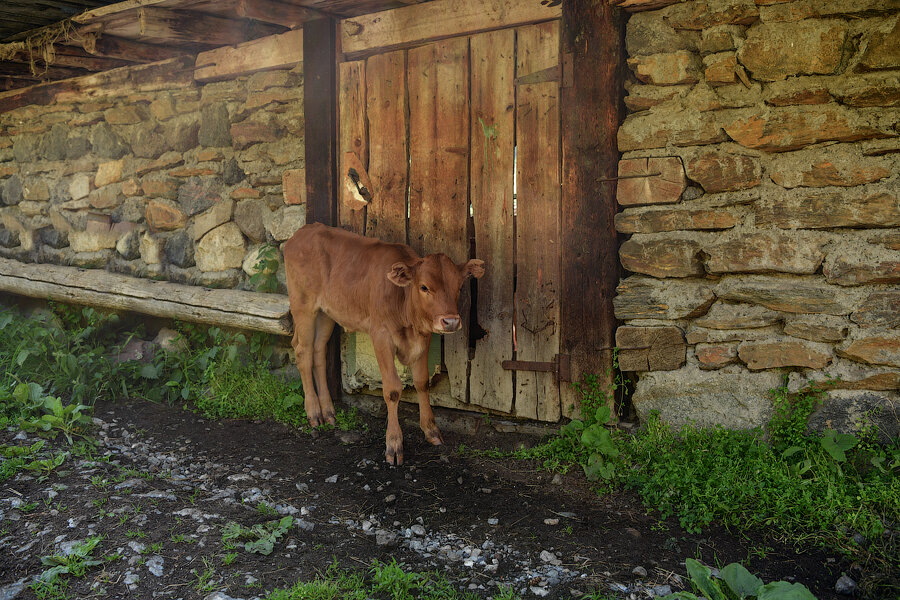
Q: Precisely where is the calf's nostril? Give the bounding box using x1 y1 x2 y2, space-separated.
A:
441 317 460 330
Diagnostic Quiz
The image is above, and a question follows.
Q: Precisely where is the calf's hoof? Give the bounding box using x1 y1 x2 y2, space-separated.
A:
321 408 336 426
424 428 444 446
385 444 404 466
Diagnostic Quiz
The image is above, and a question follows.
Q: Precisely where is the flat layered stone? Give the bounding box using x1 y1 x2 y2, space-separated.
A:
858 17 900 71
869 231 900 251
703 52 737 85
738 21 846 81
632 367 780 429
769 159 891 188
69 229 118 253
694 302 781 329
824 254 900 286
704 231 824 275
264 205 306 242
685 152 760 192
624 85 690 112
756 190 900 229
614 276 716 320
142 178 178 199
626 11 694 56
719 278 851 315
738 340 831 370
783 316 849 343
696 343 738 369
616 326 686 372
231 120 283 150
618 110 726 151
837 337 900 368
851 291 900 328
616 157 687 206
832 73 900 108
724 106 892 152
620 237 705 278
615 207 737 233
628 51 701 85
665 0 759 30
145 199 187 231
685 324 783 345
699 25 742 55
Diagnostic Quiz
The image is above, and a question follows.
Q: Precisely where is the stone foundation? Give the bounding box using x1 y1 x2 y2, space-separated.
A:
617 0 899 436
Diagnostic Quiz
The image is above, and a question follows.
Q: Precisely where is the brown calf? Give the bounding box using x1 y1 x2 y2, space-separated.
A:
283 223 485 465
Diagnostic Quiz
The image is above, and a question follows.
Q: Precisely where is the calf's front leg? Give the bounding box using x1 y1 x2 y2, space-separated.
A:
373 337 404 465
412 345 443 446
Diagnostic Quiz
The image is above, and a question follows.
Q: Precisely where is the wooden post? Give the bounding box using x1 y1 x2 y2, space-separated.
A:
559 0 625 419
303 17 341 402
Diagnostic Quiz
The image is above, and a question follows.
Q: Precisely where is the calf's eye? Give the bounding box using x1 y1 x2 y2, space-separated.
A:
420 285 429 292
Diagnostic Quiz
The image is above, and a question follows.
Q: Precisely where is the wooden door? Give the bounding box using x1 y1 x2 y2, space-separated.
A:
337 20 563 421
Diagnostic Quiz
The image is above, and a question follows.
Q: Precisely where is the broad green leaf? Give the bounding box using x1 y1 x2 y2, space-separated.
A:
820 429 857 462
660 593 701 600
721 563 764 599
685 558 728 600
756 581 818 600
245 537 275 555
140 364 160 380
594 405 612 425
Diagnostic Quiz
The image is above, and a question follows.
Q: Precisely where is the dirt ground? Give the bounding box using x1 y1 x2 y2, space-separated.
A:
1 396 852 600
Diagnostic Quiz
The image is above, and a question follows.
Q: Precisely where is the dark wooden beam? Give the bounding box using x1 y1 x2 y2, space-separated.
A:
0 61 89 80
559 0 626 419
136 7 285 46
235 0 326 28
73 33 188 63
303 17 341 402
7 44 135 72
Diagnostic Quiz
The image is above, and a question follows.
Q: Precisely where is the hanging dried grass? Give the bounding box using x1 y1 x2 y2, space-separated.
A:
0 19 91 78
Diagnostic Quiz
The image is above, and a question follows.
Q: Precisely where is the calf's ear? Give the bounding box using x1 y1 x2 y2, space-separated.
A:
387 260 420 287
462 259 485 279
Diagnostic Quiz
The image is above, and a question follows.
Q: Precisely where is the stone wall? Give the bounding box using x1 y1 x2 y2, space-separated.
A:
616 0 899 437
0 57 305 293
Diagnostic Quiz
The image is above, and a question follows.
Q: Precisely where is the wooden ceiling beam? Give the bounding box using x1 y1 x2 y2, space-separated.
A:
136 7 285 46
66 33 189 63
234 0 326 28
0 62 90 80
6 44 135 72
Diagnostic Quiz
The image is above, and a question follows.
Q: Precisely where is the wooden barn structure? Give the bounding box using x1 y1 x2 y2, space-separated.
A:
2 0 897 433
0 0 622 422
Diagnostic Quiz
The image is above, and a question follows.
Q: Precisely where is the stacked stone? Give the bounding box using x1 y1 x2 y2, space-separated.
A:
615 0 899 437
0 64 306 292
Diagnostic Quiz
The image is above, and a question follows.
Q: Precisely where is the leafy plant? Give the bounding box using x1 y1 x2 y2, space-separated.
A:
37 536 105 583
249 244 281 293
662 558 816 600
559 403 619 481
222 516 293 556
19 385 92 444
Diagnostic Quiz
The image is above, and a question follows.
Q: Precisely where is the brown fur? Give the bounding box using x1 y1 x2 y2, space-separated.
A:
283 223 485 465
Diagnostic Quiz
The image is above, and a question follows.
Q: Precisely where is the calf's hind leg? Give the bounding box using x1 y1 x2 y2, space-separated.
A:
290 306 325 427
311 312 337 425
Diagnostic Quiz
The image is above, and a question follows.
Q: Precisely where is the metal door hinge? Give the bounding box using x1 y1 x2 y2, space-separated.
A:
502 353 571 383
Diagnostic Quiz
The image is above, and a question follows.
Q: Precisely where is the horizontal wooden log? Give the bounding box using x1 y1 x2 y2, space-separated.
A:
235 0 324 28
340 0 561 58
194 29 303 82
77 34 189 63
0 257 292 336
609 0 683 11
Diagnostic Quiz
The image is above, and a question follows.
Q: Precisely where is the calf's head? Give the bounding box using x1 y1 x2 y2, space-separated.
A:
388 254 485 334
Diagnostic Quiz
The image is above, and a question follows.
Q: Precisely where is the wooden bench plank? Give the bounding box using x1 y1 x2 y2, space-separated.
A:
0 257 292 335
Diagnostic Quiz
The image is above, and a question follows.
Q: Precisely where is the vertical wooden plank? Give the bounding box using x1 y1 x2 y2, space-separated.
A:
365 50 408 244
407 38 471 402
560 2 625 419
338 60 368 236
468 29 516 413
514 21 561 422
303 17 341 401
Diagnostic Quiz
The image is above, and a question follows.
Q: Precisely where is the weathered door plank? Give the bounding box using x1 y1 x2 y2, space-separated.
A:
513 21 561 421
468 28 516 413
365 50 408 244
338 60 368 236
407 38 471 402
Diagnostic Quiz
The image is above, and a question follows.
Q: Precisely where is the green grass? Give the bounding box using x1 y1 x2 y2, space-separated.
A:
265 560 490 600
199 362 307 427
